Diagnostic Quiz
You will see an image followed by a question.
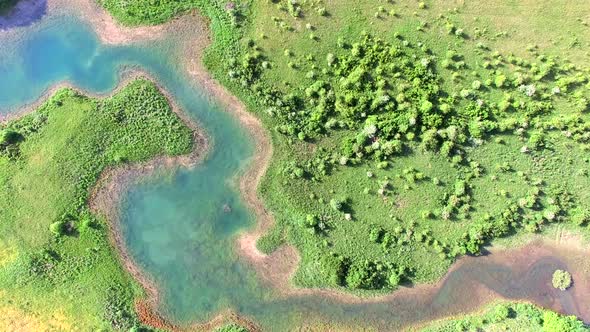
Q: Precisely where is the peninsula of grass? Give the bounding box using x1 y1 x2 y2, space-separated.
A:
0 78 192 330
421 301 588 332
100 0 590 294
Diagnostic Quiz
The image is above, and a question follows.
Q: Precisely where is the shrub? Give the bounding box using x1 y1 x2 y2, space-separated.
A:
330 198 345 211
494 74 507 88
215 324 249 332
326 53 335 66
490 304 510 323
49 220 67 236
0 129 20 146
552 269 572 290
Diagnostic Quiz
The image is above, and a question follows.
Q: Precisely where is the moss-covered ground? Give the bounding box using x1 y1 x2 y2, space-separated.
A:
0 79 192 330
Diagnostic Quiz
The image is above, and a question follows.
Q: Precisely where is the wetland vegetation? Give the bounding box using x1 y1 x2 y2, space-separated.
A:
0 79 192 330
100 0 590 294
1 0 590 330
422 301 588 332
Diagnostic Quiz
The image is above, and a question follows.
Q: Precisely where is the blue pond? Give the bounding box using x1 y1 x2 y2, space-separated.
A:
0 11 586 332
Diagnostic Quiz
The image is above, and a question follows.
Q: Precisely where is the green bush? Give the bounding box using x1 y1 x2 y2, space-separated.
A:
552 269 572 290
215 324 249 332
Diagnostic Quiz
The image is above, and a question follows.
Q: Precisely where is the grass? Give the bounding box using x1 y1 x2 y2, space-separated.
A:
0 78 192 330
98 0 590 294
225 0 590 293
419 301 588 332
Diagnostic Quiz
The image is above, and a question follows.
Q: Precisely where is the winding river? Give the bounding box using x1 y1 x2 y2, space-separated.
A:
1 8 589 332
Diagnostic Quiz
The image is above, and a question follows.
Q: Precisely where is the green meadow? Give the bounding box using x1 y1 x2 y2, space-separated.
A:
0 79 192 330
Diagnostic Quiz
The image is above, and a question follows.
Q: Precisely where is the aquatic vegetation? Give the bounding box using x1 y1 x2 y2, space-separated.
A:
0 79 192 330
552 269 573 291
0 0 18 13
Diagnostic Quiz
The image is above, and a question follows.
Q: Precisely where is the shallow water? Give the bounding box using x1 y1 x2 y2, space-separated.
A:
0 12 588 331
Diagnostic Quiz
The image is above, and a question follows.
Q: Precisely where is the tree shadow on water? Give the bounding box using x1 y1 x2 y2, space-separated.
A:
0 0 47 30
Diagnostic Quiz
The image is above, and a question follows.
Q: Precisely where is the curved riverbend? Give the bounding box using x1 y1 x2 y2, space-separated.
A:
1 4 589 332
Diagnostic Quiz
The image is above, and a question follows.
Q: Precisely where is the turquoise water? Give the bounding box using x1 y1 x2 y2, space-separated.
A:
0 12 587 331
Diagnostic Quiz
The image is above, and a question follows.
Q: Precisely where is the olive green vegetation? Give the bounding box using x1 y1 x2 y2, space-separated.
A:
552 269 573 291
0 79 192 329
215 323 250 332
99 1 590 294
421 301 588 332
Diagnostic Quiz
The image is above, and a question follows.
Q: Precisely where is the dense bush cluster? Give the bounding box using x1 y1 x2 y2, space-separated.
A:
228 30 590 175
227 27 590 268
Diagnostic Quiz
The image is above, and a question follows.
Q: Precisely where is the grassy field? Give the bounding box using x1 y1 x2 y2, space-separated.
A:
222 0 590 293
0 79 192 330
420 301 588 332
98 0 590 294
